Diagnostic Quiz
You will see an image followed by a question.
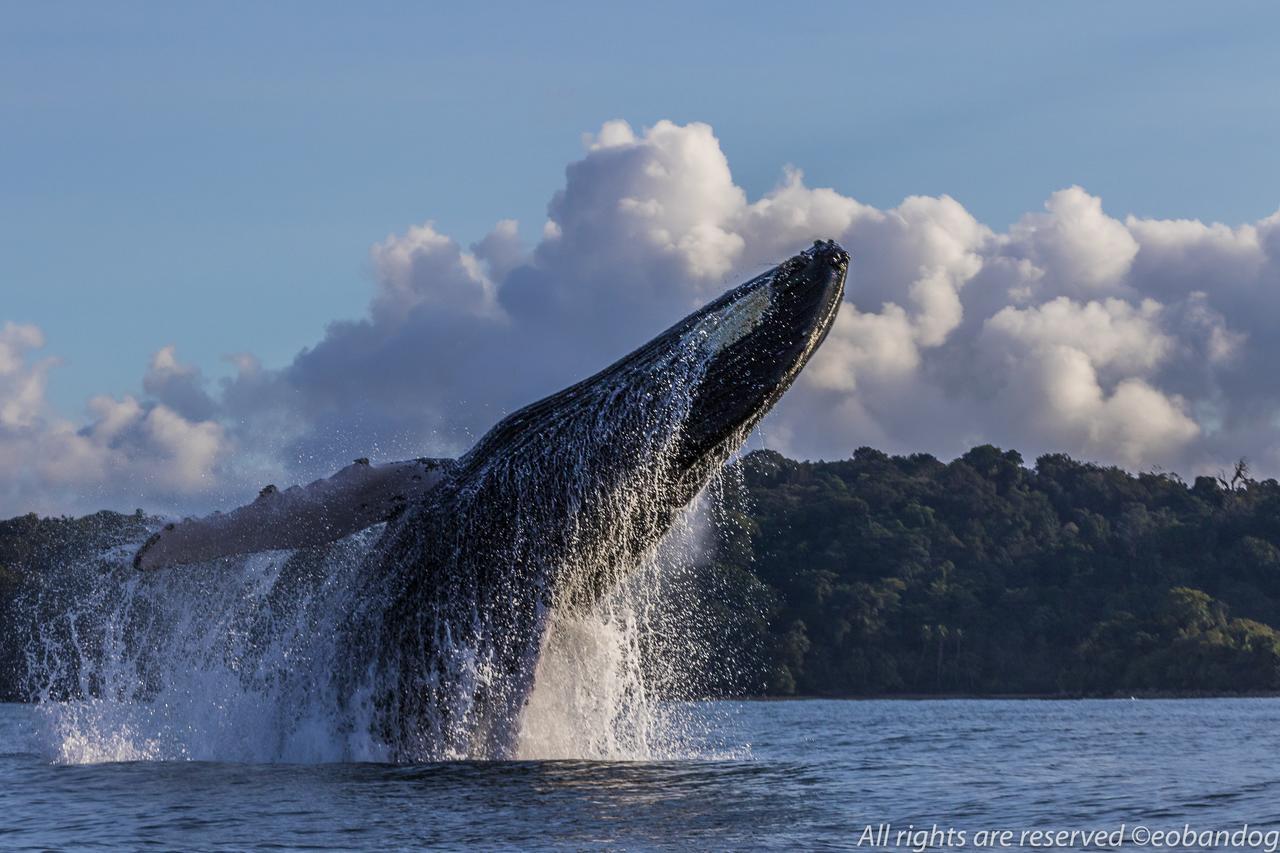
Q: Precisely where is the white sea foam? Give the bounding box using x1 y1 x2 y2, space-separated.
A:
26 509 740 764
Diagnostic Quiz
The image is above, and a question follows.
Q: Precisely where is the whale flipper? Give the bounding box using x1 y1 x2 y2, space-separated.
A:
133 457 452 570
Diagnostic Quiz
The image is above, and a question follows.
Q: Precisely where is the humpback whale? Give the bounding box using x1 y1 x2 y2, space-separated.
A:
134 239 848 760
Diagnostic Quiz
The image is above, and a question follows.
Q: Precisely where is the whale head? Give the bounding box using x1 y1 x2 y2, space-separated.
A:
672 238 848 472
456 239 848 497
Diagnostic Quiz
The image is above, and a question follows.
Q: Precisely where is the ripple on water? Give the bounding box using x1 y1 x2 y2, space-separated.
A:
3 698 1280 850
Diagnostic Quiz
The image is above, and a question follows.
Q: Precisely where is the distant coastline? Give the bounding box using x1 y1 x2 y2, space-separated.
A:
733 690 1280 701
700 447 1280 701
4 444 1280 702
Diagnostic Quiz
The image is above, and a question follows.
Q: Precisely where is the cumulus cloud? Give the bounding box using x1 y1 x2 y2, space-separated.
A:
0 323 52 430
992 342 1200 469
4 118 1279 515
982 297 1172 376
0 327 228 514
370 221 502 324
1004 186 1140 295
143 345 219 422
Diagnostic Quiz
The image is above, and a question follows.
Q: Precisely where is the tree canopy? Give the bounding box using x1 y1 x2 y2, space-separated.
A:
706 447 1280 696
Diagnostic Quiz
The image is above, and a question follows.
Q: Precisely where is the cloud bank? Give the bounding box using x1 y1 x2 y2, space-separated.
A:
4 119 1279 515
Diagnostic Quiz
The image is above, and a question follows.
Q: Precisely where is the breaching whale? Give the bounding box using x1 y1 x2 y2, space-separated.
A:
134 239 849 760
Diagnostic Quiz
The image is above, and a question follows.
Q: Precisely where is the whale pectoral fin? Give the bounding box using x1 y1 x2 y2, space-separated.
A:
133 457 453 571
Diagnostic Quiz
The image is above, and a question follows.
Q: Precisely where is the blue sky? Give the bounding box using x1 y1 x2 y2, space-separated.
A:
5 1 1278 412
4 2 1280 514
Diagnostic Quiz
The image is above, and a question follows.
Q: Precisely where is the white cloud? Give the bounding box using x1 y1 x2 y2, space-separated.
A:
803 305 920 393
1126 216 1266 298
143 345 218 422
1026 346 1199 467
471 219 527 285
0 329 229 514
370 221 501 323
1003 186 1139 295
543 120 747 292
984 297 1172 376
4 119 1280 515
0 323 53 429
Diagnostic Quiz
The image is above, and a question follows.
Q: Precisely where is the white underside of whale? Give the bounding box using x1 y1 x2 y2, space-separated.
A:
691 279 774 356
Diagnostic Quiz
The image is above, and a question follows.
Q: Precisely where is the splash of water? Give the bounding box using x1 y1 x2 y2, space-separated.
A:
22 499 743 764
21 314 764 764
517 501 742 761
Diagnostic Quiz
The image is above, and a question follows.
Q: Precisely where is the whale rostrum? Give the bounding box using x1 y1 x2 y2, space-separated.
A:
132 239 849 760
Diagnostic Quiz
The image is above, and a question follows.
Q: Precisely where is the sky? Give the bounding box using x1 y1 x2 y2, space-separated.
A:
2 2 1280 515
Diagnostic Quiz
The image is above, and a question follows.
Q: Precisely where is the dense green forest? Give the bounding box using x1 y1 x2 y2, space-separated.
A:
707 447 1280 697
3 446 1280 700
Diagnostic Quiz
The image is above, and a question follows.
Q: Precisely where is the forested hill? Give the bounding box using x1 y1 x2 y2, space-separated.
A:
710 447 1280 697
3 446 1280 700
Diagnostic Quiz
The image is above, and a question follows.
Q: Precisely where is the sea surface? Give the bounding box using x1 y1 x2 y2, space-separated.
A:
2 698 1278 851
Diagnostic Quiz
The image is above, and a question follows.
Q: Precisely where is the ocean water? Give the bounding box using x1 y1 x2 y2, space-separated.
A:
3 697 1279 851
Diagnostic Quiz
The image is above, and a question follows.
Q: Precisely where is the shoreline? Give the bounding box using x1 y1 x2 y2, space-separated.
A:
724 690 1280 701
10 689 1273 709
